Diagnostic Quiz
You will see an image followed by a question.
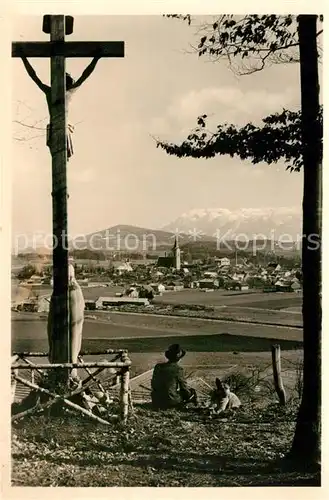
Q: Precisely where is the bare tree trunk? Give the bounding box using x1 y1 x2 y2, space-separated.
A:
271 345 286 406
288 14 322 468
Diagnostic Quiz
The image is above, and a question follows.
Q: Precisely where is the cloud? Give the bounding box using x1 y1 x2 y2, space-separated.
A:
151 85 299 137
174 86 298 120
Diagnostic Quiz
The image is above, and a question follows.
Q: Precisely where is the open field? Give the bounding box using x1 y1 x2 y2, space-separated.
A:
12 285 303 329
155 289 303 309
12 281 302 311
83 287 304 327
282 306 302 313
81 286 304 327
138 305 302 328
12 310 303 383
79 286 303 311
12 312 303 351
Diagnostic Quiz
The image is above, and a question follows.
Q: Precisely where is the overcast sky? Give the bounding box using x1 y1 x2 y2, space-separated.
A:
12 15 305 239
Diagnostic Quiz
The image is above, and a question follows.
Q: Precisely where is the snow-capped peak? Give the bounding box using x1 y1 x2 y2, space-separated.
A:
162 207 302 239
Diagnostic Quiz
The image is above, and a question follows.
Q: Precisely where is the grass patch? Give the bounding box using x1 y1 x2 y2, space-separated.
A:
12 397 319 487
12 333 303 361
81 333 303 354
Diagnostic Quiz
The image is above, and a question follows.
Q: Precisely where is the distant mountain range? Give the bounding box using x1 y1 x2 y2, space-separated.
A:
75 224 181 251
162 207 302 241
13 208 302 255
72 224 215 252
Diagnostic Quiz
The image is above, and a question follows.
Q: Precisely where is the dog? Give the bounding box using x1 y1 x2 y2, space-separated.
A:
210 377 241 413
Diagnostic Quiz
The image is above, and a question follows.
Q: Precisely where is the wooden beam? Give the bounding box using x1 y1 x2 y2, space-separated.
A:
49 14 70 371
78 355 107 394
13 375 112 426
12 367 107 422
12 361 131 370
12 41 125 58
12 349 128 357
120 367 130 423
43 15 74 35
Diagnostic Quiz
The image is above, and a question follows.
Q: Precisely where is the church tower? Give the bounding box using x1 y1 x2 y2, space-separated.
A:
172 236 181 271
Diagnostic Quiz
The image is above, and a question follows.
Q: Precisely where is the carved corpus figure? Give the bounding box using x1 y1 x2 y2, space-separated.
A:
20 55 100 159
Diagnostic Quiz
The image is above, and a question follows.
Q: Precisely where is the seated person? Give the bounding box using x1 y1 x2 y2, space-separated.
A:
151 344 197 409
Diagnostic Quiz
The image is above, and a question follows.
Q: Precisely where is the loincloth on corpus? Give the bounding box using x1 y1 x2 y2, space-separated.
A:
46 123 74 158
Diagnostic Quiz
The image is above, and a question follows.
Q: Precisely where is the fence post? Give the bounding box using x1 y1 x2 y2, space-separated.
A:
11 355 19 403
120 368 130 423
120 354 130 423
271 344 286 405
11 370 18 404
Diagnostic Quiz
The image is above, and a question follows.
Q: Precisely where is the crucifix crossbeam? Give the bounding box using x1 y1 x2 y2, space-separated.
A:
12 41 125 58
12 15 125 376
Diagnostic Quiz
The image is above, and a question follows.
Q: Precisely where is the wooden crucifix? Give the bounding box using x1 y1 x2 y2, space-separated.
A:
12 15 125 374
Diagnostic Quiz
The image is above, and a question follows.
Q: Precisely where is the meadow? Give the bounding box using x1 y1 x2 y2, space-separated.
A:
12 286 310 486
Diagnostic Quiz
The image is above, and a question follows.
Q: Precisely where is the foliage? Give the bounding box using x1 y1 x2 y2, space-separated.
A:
195 15 299 71
71 249 107 261
139 287 154 300
39 370 72 394
165 14 192 26
222 370 258 398
220 357 304 406
165 14 322 74
156 107 323 172
157 14 323 171
246 276 267 289
17 264 38 280
43 265 53 277
222 368 275 402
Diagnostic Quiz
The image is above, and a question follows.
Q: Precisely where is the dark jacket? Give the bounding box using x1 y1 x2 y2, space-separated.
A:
151 361 191 409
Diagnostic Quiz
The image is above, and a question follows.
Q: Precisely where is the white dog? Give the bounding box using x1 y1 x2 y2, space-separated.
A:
210 377 241 413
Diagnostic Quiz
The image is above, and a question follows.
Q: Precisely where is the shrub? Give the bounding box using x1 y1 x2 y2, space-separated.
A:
222 370 260 400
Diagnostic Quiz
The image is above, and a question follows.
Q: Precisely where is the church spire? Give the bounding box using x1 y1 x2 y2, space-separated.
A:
172 235 179 251
172 236 181 270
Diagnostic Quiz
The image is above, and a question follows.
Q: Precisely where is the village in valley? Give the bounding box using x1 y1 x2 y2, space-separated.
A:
12 233 302 315
10 13 321 489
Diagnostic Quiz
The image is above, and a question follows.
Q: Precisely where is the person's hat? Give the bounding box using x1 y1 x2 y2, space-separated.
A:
165 344 186 361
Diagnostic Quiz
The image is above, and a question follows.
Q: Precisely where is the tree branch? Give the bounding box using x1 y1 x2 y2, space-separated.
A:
155 107 323 173
13 120 46 131
165 14 323 75
13 134 45 142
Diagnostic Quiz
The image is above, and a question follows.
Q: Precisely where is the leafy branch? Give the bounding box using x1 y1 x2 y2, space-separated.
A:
156 107 323 172
164 14 323 75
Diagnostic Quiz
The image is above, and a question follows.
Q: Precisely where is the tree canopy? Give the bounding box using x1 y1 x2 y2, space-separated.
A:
157 15 323 172
156 107 323 172
165 14 322 74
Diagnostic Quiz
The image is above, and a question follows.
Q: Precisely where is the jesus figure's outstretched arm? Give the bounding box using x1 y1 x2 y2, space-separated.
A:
71 56 101 90
20 56 50 93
